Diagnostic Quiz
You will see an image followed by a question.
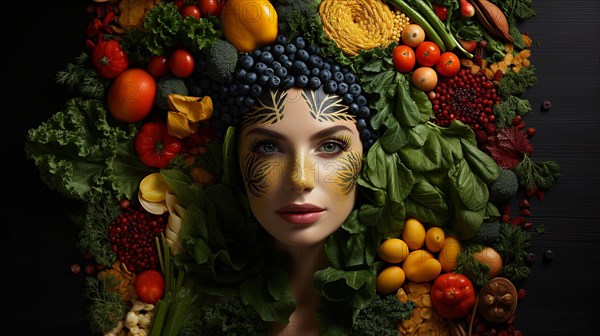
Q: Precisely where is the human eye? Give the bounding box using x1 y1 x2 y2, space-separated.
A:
249 138 280 154
317 135 351 155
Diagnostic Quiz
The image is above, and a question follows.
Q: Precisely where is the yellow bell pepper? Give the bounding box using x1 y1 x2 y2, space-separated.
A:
220 0 278 52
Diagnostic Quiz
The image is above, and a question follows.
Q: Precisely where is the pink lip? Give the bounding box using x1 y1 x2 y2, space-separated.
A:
276 204 325 225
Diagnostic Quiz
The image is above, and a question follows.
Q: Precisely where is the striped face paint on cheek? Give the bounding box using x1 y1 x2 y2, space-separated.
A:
333 151 362 195
240 152 279 198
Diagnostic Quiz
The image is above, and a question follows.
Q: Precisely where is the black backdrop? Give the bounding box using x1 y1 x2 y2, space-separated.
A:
3 1 599 335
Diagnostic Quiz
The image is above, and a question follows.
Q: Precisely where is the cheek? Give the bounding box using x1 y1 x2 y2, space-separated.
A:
320 151 362 196
239 152 285 198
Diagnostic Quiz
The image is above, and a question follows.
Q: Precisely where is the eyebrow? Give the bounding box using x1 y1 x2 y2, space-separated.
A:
246 125 353 141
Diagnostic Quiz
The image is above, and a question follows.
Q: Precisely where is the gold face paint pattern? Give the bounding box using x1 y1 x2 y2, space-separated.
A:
334 151 362 195
241 89 288 131
301 88 356 123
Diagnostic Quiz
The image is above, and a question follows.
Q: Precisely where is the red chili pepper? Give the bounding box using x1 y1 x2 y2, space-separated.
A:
510 216 526 226
519 198 531 209
433 4 448 21
519 208 532 217
135 121 182 168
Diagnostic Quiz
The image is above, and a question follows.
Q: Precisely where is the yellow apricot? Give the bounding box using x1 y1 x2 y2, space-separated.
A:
425 226 446 253
402 249 442 283
376 265 406 294
378 238 410 264
438 236 462 272
401 218 426 250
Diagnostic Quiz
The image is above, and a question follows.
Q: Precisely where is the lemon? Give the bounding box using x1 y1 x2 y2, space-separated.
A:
425 226 446 253
378 238 410 264
376 265 405 294
401 218 426 250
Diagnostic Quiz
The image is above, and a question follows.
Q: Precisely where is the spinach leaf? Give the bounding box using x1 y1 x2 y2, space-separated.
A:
240 268 295 323
448 160 489 211
461 138 501 184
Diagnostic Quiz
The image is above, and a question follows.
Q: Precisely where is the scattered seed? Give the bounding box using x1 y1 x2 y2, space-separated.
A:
517 288 527 300
526 252 535 264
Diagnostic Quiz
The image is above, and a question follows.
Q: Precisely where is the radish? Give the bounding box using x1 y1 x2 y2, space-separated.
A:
460 0 475 17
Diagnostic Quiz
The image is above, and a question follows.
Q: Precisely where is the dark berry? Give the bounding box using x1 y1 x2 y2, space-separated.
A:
268 76 281 88
285 43 297 55
541 100 552 111
337 82 349 95
244 72 257 84
235 96 245 106
310 67 320 77
308 54 323 68
240 55 254 70
333 71 344 82
296 75 309 88
308 77 322 90
278 54 289 64
355 95 367 106
292 60 308 75
239 84 250 95
349 83 361 96
250 84 263 97
296 49 309 62
259 74 270 85
281 75 295 89
360 128 372 140
349 103 359 114
526 252 535 264
306 43 319 54
275 66 288 78
283 60 293 68
275 35 288 45
235 68 247 81
358 106 370 118
325 80 338 93
543 249 554 262
254 62 267 75
294 36 306 49
258 51 274 64
272 44 285 56
343 93 354 104
319 69 332 82
356 118 367 129
244 96 255 107
344 72 356 84
264 68 275 77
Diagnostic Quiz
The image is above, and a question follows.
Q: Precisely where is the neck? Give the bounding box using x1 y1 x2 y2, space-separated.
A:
270 241 327 336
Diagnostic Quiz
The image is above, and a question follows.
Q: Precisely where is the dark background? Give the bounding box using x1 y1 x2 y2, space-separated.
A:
3 1 599 335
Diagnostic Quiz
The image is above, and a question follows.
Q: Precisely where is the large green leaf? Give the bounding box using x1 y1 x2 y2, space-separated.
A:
448 160 489 211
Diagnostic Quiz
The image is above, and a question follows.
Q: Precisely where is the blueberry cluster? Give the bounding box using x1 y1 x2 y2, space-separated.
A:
187 35 378 148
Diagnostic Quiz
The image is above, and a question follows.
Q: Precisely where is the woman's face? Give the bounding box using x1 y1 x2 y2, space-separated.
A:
238 87 363 246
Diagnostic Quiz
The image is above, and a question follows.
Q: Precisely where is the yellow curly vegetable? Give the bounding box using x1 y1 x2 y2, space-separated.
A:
320 0 409 55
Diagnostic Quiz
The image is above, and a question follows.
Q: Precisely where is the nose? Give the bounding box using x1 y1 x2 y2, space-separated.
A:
287 154 316 193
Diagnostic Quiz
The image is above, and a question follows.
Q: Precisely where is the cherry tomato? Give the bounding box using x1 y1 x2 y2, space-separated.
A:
134 269 165 305
173 0 185 11
199 0 219 17
146 55 170 78
392 45 416 73
182 5 201 19
415 41 441 67
436 52 461 77
169 49 195 78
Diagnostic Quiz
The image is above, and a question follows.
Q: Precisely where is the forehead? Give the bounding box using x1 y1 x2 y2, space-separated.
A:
240 87 357 133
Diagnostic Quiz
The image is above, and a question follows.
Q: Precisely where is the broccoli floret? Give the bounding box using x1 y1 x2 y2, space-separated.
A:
156 75 189 109
275 0 322 37
493 95 532 127
469 219 501 245
205 39 239 83
350 294 415 336
498 65 537 98
489 169 519 204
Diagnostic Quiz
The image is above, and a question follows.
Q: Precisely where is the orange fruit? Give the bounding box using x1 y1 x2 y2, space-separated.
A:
107 68 156 123
376 265 405 294
378 238 410 263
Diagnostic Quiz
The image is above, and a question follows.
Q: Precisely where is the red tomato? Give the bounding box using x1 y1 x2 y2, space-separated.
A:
199 0 219 17
415 41 441 67
173 0 185 11
182 5 201 18
146 55 170 78
436 52 461 77
134 269 165 305
392 45 416 73
169 49 195 78
107 68 156 123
